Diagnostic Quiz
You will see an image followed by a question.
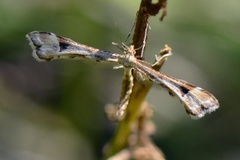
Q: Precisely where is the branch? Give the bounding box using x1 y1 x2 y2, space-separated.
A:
103 0 167 159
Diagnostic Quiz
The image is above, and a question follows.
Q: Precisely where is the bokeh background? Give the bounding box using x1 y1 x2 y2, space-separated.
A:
0 0 239 159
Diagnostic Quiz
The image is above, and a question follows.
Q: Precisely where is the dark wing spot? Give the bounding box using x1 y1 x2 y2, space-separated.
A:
35 45 42 50
94 55 105 61
148 74 158 82
59 42 70 51
179 86 189 94
201 104 208 111
38 31 52 35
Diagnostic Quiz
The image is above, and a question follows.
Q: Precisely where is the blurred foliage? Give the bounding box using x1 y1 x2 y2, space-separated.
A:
0 0 240 159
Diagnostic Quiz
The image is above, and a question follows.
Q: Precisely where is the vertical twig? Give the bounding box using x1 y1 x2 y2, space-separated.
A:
103 0 167 159
133 0 167 59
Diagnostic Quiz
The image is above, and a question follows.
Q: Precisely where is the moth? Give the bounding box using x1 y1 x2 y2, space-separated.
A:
26 31 219 119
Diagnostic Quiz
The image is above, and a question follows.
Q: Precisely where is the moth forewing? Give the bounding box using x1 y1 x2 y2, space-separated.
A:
161 76 219 119
26 31 121 63
130 60 219 119
26 31 98 61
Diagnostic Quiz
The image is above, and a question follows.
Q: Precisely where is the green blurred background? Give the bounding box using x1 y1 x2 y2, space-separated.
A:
0 0 239 159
